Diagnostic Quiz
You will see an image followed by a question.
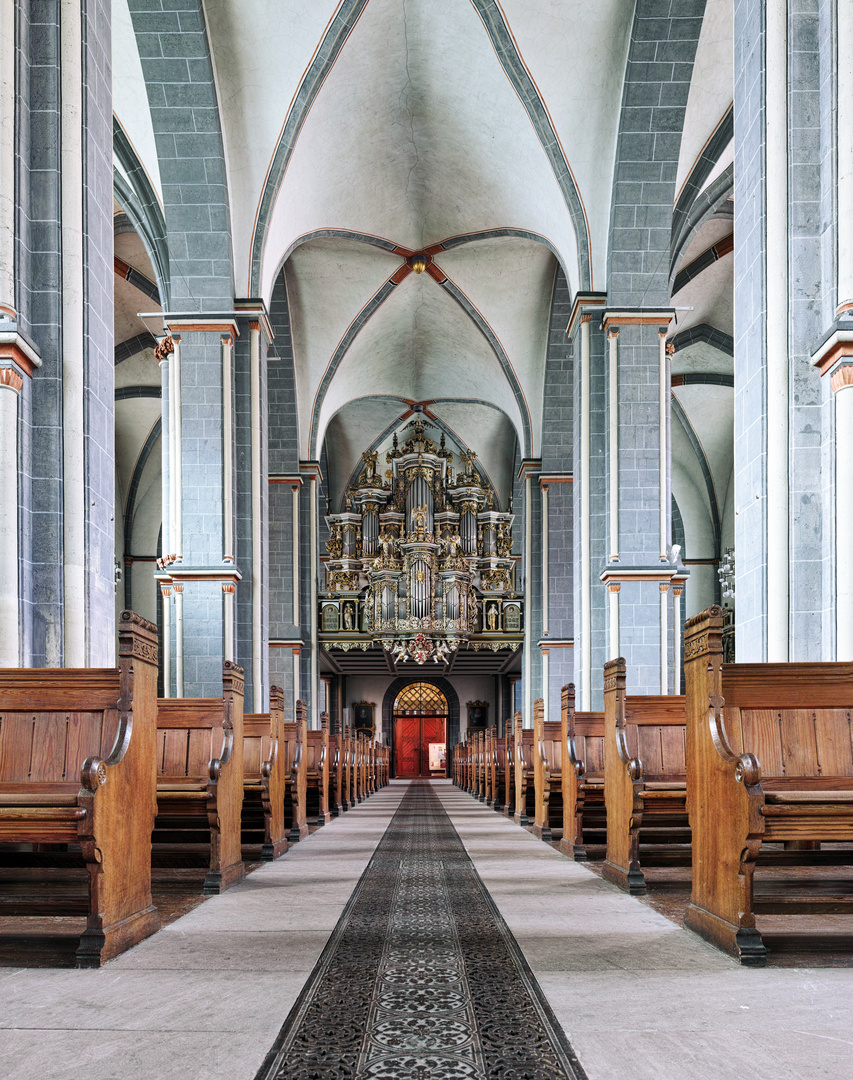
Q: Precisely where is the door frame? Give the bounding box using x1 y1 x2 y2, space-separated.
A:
383 677 460 779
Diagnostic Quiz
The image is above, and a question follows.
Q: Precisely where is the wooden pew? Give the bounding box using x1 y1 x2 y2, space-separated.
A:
684 606 853 965
306 713 331 826
491 733 507 812
154 662 245 895
330 730 343 816
241 685 287 860
476 730 485 801
533 698 563 842
380 743 389 786
0 610 160 967
485 726 497 807
513 712 535 825
339 725 351 811
558 684 606 860
601 660 688 894
346 728 357 807
353 733 364 803
453 741 463 786
499 726 515 816
460 740 469 791
282 699 308 842
367 739 376 796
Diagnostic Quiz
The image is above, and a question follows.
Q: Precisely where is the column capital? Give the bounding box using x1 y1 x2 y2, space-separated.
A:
234 299 274 341
0 367 23 393
154 335 175 363
517 458 542 481
566 291 606 336
601 309 675 334
158 315 241 338
811 327 853 377
831 363 853 394
0 328 42 378
299 460 323 483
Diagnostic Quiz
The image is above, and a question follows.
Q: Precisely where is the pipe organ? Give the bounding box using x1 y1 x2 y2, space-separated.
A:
321 416 521 663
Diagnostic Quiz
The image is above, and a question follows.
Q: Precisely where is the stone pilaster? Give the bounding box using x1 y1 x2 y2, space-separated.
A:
599 312 681 695
156 318 241 697
569 294 607 708
518 459 542 728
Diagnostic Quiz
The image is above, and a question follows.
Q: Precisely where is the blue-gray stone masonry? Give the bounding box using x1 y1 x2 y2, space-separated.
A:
127 0 233 311
608 0 706 308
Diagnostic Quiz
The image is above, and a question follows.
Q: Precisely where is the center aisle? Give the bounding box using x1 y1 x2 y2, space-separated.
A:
255 780 585 1080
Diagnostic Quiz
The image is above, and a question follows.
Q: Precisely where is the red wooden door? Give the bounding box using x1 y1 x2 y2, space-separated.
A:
394 716 447 777
395 718 421 777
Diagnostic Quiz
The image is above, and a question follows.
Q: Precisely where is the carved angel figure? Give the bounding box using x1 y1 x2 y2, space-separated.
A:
460 448 477 478
361 449 379 481
442 531 462 560
413 504 429 531
326 527 343 559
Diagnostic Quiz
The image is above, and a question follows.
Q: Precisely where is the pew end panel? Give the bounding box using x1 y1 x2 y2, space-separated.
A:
533 699 563 842
559 683 590 859
0 610 162 967
683 610 773 964
513 712 535 826
602 661 688 895
242 685 288 861
205 662 246 894
306 714 331 826
683 607 853 965
155 662 246 895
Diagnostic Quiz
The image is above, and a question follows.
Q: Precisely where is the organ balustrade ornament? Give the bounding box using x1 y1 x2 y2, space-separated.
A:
319 415 522 663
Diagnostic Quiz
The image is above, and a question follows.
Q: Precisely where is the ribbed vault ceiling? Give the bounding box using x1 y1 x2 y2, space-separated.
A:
113 0 737 547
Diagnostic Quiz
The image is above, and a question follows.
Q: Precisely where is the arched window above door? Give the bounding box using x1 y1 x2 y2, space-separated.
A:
394 682 448 715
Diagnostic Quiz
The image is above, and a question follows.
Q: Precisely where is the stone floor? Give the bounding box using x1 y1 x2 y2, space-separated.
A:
2 781 852 1079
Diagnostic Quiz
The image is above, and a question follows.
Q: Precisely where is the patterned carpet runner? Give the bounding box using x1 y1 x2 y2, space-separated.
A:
255 781 587 1080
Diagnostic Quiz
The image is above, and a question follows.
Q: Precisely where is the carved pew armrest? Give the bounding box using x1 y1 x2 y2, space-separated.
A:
708 694 763 787
566 736 585 778
81 756 108 792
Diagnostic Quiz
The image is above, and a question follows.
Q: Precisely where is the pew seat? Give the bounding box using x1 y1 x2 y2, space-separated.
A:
600 659 689 895
0 611 161 967
559 687 606 859
241 687 287 860
154 663 245 895
533 701 563 842
513 714 535 826
684 606 853 965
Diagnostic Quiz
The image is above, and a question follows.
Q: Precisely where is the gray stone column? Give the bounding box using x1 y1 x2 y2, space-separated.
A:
599 314 677 694
569 295 608 708
602 2 704 692
518 459 542 728
11 0 114 666
734 0 836 661
157 320 240 697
